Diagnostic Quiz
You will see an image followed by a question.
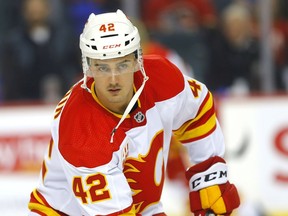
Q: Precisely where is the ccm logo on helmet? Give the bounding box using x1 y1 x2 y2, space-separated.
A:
192 170 227 189
103 44 121 49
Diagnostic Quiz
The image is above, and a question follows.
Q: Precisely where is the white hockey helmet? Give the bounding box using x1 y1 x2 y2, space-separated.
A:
80 9 141 78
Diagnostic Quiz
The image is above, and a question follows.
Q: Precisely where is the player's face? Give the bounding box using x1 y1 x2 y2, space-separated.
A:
89 54 137 114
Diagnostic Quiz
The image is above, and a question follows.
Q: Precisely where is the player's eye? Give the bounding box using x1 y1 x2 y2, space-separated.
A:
117 63 128 71
97 66 110 73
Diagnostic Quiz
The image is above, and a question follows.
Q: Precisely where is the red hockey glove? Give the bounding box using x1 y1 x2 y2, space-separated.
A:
186 156 240 216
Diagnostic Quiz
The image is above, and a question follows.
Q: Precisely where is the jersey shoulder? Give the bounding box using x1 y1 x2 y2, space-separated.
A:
143 55 185 101
55 80 122 168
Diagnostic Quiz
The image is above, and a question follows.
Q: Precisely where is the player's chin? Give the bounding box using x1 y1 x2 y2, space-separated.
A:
108 95 125 104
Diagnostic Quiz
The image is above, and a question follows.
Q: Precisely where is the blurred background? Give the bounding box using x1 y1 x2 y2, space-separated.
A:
0 0 287 215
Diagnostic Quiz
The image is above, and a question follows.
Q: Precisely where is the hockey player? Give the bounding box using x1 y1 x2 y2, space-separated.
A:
28 10 240 216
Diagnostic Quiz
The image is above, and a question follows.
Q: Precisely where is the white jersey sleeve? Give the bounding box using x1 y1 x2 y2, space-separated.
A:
171 75 225 164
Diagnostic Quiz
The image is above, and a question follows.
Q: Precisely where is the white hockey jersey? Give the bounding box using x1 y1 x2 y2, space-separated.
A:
28 55 225 216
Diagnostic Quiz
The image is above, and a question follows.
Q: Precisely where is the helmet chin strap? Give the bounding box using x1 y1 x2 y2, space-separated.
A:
110 48 148 143
110 75 148 143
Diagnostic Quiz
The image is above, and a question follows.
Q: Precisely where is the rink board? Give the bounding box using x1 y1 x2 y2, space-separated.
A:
1 95 288 215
